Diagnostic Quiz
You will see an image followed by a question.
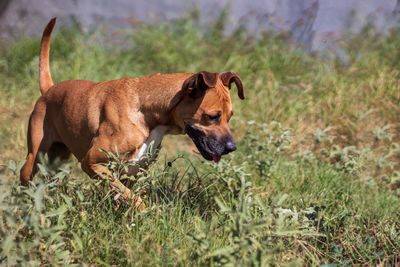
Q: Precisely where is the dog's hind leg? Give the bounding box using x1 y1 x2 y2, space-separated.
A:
20 99 52 186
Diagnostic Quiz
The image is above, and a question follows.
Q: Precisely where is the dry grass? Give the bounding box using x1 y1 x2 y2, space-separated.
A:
0 16 399 265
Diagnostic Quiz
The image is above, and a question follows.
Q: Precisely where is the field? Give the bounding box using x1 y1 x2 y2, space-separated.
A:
0 16 399 265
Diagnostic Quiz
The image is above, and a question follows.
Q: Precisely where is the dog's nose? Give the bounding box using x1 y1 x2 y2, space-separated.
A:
225 141 236 153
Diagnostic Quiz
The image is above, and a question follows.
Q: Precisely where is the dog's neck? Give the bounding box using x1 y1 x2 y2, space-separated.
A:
133 73 191 134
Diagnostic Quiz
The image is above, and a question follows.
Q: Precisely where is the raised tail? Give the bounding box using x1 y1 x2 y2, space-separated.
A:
39 17 56 95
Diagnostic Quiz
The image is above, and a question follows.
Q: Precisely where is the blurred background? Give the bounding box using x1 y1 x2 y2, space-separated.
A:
1 0 400 60
1 1 400 265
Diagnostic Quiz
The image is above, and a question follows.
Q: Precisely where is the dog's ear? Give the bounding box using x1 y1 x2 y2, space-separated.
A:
182 71 218 98
219 72 245 100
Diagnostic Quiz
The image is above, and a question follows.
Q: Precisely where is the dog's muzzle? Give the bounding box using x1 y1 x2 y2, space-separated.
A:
184 122 236 162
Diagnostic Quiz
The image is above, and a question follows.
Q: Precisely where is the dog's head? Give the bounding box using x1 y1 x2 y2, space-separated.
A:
172 71 245 162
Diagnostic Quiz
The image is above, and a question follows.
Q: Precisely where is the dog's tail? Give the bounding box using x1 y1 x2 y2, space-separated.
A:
39 17 56 95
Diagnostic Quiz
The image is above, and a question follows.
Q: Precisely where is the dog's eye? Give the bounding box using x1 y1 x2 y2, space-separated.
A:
205 112 221 122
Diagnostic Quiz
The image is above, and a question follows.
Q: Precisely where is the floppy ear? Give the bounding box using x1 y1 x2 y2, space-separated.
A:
182 71 218 98
219 72 245 100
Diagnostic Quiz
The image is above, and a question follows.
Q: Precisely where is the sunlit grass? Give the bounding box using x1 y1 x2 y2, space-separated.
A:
0 15 399 265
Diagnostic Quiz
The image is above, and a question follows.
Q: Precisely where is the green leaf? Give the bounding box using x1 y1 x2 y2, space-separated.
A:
71 232 83 251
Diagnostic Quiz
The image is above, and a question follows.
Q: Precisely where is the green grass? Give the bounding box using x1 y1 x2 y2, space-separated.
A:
0 15 399 265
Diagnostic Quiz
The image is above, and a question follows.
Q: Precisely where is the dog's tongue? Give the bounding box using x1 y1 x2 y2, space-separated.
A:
212 154 221 163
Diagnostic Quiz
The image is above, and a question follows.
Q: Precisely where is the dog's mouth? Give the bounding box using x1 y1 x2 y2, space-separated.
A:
184 122 222 163
211 154 222 163
198 149 222 163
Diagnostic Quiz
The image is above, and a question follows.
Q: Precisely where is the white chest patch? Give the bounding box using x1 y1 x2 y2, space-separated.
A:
129 125 168 162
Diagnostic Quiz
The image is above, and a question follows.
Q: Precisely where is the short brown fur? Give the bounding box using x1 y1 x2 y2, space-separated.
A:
20 18 245 210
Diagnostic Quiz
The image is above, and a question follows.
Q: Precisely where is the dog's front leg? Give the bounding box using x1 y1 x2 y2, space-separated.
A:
81 148 145 211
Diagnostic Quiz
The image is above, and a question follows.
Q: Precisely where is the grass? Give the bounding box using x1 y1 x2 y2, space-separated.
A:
0 14 399 265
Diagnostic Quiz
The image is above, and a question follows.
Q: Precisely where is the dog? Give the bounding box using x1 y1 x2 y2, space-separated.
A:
20 18 245 210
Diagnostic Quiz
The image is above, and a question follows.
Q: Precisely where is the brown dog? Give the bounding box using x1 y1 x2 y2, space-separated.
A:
20 18 245 209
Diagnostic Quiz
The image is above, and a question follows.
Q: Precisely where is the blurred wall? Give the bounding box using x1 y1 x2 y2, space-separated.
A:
1 0 399 54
